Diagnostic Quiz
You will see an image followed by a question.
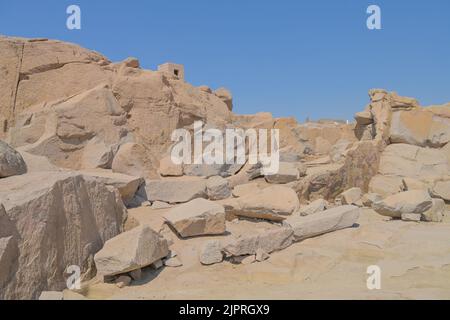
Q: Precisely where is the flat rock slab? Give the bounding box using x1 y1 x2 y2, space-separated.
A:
230 185 300 222
163 198 226 238
285 205 360 242
145 178 207 204
94 225 169 276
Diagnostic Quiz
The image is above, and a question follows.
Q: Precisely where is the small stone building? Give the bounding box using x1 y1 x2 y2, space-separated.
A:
157 62 184 80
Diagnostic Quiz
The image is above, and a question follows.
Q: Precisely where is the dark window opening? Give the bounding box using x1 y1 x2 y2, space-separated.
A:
174 69 179 77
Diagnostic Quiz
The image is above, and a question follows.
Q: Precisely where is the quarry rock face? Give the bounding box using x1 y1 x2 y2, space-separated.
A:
1 35 450 300
0 171 127 299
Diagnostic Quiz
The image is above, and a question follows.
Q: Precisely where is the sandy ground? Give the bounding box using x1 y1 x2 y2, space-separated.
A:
80 207 450 300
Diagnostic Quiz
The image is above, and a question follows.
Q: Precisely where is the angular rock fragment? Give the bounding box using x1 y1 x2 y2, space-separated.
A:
206 176 231 200
199 240 223 265
0 141 27 178
163 198 226 238
94 225 169 276
299 199 328 216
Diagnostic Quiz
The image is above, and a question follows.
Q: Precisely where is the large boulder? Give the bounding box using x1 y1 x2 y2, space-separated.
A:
145 178 207 204
0 140 27 178
163 198 226 238
285 205 360 242
112 143 151 178
94 225 168 276
0 171 127 299
372 190 433 219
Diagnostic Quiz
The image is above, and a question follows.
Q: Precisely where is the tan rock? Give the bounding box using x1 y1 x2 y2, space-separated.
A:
145 177 207 204
373 190 433 219
112 143 150 178
369 175 404 197
164 257 183 267
163 198 226 238
206 176 231 200
265 162 305 184
285 205 359 242
299 199 328 216
214 87 233 111
233 185 300 221
422 198 445 223
401 213 421 222
199 240 223 265
431 180 450 201
361 193 382 207
159 155 183 177
223 227 294 257
38 291 64 300
115 275 132 288
94 225 169 276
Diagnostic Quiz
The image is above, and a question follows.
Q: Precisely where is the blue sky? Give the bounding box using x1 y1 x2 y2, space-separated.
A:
1 0 449 121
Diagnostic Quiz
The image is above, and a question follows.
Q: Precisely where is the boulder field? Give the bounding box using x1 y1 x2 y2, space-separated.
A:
0 36 449 299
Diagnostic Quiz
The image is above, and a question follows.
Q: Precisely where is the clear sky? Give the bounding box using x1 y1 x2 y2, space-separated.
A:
1 0 449 122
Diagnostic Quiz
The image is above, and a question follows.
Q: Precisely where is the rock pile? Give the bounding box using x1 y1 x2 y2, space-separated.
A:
0 36 448 299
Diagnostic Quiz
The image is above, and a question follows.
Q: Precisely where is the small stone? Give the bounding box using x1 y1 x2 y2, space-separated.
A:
164 257 183 267
115 275 132 288
422 198 445 223
401 213 421 222
200 240 223 265
255 248 270 262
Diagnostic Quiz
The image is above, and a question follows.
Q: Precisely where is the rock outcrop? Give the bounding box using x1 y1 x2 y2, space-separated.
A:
0 171 127 299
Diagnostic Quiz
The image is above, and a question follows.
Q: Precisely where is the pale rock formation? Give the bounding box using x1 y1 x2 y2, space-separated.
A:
163 198 226 238
255 248 270 262
372 190 433 219
285 205 360 242
164 257 183 267
94 225 169 277
0 140 27 178
369 175 405 197
214 87 233 111
0 171 127 299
